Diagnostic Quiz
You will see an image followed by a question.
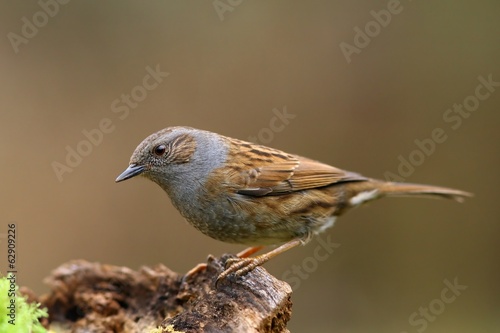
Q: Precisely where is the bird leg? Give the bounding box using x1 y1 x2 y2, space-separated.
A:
184 262 210 279
216 239 302 285
236 245 264 258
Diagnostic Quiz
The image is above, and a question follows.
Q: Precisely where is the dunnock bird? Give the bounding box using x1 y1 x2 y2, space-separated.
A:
116 126 471 282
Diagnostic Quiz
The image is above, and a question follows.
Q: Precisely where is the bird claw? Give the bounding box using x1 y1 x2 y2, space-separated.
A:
225 257 260 276
214 240 303 287
215 256 267 287
181 262 208 285
181 254 219 286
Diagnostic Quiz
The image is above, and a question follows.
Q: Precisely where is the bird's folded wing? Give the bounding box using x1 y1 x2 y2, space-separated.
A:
235 155 367 197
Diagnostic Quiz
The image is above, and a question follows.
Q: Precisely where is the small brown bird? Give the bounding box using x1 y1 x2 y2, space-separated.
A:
116 126 471 282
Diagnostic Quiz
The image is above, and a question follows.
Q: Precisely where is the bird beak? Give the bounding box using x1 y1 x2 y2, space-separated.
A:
115 164 146 183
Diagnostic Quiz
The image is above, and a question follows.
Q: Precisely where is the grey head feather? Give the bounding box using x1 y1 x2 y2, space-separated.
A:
132 126 228 206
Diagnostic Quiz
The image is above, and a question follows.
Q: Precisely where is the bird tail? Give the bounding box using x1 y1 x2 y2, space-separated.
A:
343 179 472 208
376 181 473 203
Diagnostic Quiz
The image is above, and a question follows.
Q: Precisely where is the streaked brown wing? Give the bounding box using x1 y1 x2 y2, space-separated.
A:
224 138 366 196
282 157 366 192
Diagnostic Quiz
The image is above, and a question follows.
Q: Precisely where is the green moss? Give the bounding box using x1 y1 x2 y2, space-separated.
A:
0 273 48 333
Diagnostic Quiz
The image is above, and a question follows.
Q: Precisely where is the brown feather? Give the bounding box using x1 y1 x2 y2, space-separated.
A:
286 157 367 191
377 182 473 202
220 138 366 196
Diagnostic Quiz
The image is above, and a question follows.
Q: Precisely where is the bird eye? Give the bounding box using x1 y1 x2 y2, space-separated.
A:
153 144 167 156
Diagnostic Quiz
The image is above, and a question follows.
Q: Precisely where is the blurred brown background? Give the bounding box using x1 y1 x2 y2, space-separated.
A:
1 1 499 332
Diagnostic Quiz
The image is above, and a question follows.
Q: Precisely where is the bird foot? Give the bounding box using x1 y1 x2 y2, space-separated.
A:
215 255 269 286
215 240 303 286
184 262 208 279
181 254 219 286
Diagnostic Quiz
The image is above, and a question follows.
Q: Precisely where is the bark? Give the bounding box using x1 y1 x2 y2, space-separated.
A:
37 254 292 333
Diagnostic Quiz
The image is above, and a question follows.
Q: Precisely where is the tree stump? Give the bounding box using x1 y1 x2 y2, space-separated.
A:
37 255 292 332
